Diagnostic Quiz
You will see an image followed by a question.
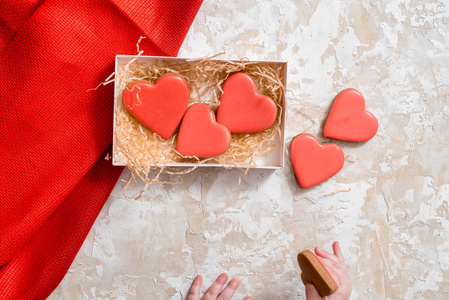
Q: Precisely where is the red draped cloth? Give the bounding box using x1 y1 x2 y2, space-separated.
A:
0 1 202 298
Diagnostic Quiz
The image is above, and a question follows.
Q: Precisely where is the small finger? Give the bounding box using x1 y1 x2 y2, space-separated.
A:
332 241 344 261
315 247 339 264
217 277 240 300
305 283 322 300
319 255 346 276
203 273 229 300
187 275 203 300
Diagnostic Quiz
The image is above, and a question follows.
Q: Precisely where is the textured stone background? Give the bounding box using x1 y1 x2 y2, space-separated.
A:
50 0 449 299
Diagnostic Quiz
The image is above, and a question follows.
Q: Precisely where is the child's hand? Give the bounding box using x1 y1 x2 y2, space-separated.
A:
187 273 252 300
305 241 352 300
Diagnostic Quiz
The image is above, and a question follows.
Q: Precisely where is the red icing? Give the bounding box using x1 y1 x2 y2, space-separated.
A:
323 88 378 142
122 74 190 139
216 72 277 133
176 103 231 157
290 134 344 189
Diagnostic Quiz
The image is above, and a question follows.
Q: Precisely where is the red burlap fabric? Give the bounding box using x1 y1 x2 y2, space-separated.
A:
0 0 202 298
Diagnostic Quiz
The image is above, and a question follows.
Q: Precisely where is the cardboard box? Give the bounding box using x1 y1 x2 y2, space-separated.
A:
113 55 287 169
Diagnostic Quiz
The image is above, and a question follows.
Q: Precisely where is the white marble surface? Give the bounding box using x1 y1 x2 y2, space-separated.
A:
51 0 449 299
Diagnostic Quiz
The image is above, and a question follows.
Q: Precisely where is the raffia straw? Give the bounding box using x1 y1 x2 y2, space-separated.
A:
114 54 286 198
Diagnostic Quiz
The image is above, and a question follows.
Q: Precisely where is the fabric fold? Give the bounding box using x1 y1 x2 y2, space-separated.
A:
0 0 45 51
0 0 202 298
111 0 202 56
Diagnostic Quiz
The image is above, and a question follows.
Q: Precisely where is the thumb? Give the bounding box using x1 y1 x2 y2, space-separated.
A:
305 283 322 300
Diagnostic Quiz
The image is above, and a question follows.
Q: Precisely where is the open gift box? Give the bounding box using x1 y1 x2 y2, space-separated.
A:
112 55 287 171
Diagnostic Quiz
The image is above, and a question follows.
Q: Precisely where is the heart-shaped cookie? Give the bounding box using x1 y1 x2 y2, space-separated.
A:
176 103 231 157
216 72 277 133
123 74 190 139
297 250 338 297
323 88 378 142
290 134 344 189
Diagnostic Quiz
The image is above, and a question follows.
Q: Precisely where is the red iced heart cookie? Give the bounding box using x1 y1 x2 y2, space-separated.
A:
176 103 231 157
323 88 378 142
123 74 190 139
290 134 344 189
216 72 277 133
